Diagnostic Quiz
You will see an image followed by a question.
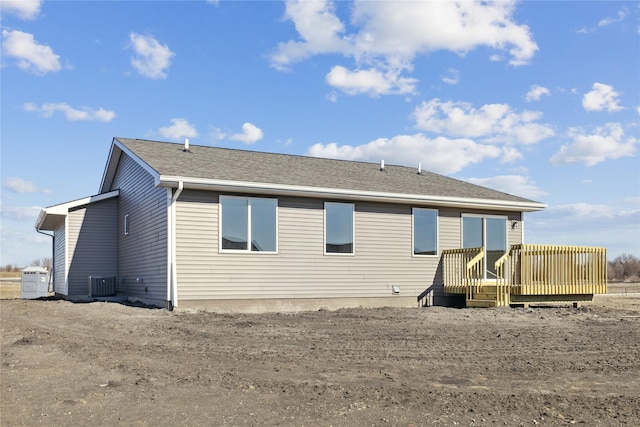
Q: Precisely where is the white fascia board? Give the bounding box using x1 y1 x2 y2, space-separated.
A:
158 175 547 212
35 209 49 231
100 138 162 192
35 190 120 230
99 140 122 194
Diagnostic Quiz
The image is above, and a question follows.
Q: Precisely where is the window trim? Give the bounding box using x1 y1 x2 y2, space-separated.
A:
324 202 355 256
219 195 278 254
412 207 439 257
124 213 130 236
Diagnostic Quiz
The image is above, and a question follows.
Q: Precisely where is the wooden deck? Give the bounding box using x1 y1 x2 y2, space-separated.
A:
443 244 608 307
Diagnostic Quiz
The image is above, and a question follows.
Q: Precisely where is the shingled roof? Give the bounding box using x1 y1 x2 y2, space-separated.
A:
103 137 545 211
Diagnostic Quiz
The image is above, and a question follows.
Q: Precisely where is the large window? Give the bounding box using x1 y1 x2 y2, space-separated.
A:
325 202 354 254
413 208 438 256
220 196 277 253
462 214 507 279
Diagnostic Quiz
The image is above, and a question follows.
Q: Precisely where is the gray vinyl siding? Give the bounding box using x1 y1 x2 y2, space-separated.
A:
110 154 167 302
175 190 486 302
508 213 523 247
66 198 118 296
53 225 66 295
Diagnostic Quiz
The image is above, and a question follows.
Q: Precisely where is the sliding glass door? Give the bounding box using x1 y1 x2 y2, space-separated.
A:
462 215 507 279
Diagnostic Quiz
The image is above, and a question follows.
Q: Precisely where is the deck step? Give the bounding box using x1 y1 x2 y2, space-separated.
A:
466 299 498 308
470 293 497 300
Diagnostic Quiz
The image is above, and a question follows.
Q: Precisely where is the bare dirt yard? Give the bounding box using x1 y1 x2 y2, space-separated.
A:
1 284 639 426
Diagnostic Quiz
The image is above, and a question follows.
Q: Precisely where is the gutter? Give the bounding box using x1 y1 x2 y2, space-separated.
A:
158 175 547 212
167 181 184 309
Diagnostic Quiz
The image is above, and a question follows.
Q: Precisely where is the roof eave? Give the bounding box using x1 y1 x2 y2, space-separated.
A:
35 190 121 231
159 176 546 212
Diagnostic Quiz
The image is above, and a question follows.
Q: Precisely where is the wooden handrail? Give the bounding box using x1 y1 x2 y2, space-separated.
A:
494 250 512 306
466 248 485 273
494 251 510 271
465 247 484 302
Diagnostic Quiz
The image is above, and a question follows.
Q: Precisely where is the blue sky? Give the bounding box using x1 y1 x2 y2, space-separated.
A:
1 0 638 267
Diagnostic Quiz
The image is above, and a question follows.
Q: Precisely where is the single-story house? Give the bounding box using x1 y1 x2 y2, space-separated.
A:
36 137 549 312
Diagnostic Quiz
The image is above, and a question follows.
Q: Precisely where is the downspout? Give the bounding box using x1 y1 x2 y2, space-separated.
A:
168 181 184 309
35 229 54 293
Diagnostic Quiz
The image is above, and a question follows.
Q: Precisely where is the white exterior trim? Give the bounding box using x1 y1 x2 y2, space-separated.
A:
35 190 120 231
158 175 546 212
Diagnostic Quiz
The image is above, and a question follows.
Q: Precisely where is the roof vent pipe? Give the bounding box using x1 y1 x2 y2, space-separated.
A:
418 163 422 175
183 138 191 153
380 160 385 171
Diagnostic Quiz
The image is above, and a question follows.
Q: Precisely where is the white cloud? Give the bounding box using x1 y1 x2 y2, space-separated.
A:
23 102 115 122
582 83 623 112
467 175 546 199
598 8 629 27
550 123 637 166
269 0 351 71
525 85 550 102
129 33 175 79
0 0 42 20
0 223 52 267
158 118 198 140
3 177 50 194
307 134 501 175
326 91 339 103
500 146 523 163
551 203 618 219
0 205 42 220
229 122 264 144
1 29 61 75
270 0 537 96
325 65 417 97
350 1 537 65
412 99 555 144
441 68 460 85
526 199 640 258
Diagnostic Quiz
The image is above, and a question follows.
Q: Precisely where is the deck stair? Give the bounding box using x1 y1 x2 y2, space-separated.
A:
466 282 508 308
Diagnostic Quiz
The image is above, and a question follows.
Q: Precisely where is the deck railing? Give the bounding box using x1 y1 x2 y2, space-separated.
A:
465 248 485 302
443 244 607 300
442 247 484 295
494 251 511 306
510 244 607 295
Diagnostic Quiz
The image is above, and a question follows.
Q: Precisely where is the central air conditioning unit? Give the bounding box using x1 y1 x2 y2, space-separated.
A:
88 276 117 297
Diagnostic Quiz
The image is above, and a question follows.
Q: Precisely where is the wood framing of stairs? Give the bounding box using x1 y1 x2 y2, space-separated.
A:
466 282 508 308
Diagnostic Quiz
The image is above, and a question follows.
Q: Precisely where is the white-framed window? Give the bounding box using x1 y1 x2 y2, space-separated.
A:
413 208 438 256
219 196 277 253
124 213 130 236
324 202 354 255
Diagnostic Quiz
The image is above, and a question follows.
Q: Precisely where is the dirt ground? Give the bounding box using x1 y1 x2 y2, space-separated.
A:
1 284 639 426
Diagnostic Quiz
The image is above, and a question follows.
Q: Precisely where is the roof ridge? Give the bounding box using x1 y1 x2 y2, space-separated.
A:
118 137 428 171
